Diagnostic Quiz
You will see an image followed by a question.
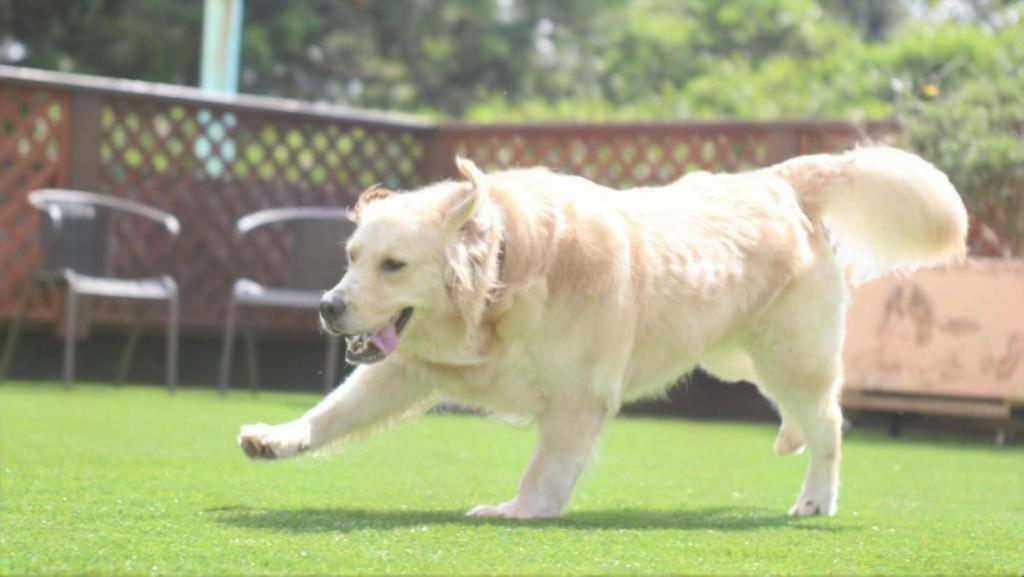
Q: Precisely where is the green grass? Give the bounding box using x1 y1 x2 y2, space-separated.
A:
1 383 1021 576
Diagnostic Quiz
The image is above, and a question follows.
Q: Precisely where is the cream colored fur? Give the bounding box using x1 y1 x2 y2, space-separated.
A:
238 147 967 518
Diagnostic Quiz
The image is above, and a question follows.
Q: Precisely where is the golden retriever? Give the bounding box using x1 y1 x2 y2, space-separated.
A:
238 147 967 518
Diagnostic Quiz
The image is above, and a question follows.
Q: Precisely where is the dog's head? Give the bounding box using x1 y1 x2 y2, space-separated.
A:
320 157 502 364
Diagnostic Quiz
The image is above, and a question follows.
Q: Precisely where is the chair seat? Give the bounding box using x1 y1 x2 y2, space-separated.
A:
68 273 176 301
233 278 321 310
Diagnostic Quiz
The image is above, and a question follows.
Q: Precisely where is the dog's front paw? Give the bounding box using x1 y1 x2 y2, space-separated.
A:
788 493 837 517
466 503 516 518
465 499 560 519
237 421 311 460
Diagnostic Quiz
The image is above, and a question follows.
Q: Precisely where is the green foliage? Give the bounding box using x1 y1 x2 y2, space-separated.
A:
235 0 613 117
896 22 1024 252
3 0 1020 122
463 6 1023 123
818 0 909 40
0 0 201 84
2 383 1023 574
464 0 879 121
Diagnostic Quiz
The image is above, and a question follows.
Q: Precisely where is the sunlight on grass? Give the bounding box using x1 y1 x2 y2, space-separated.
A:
1 383 1021 575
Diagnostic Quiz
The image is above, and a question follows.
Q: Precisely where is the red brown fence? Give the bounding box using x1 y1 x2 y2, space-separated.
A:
1 66 894 333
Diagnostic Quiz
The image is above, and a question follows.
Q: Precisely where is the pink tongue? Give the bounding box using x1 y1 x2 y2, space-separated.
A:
369 324 399 355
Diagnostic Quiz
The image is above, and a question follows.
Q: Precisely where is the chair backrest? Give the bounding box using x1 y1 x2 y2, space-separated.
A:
37 201 108 277
28 189 180 280
235 207 354 291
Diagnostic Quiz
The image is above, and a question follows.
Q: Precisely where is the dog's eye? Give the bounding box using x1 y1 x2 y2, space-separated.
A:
381 258 406 272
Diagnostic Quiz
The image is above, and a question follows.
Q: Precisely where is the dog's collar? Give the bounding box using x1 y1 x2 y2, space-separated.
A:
488 234 507 303
497 235 507 281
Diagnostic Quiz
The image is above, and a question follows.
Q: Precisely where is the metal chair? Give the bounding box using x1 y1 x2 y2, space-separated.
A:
0 189 180 390
217 207 354 394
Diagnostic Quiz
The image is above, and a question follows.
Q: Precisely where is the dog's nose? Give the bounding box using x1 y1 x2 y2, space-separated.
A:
319 294 346 321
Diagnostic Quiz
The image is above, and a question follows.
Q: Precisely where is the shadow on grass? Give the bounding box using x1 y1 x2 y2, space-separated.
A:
843 428 1023 451
208 504 851 534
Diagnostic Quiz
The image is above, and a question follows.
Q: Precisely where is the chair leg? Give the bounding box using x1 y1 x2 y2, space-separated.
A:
166 291 179 393
217 298 239 395
63 287 79 390
0 280 37 382
244 329 259 393
323 335 339 394
116 304 147 385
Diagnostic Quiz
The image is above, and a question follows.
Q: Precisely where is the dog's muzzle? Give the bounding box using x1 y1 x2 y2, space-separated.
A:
318 293 346 327
342 307 414 364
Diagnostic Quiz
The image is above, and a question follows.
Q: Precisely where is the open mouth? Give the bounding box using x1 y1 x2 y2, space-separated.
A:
344 307 414 365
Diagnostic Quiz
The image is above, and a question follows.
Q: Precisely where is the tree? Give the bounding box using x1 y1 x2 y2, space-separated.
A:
0 0 201 84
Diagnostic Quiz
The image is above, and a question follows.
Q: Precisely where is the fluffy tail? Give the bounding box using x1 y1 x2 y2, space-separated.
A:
772 146 968 283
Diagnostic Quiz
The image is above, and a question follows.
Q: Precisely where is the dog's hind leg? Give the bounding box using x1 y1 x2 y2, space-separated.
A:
747 256 847 517
757 373 842 516
467 399 607 519
701 343 805 455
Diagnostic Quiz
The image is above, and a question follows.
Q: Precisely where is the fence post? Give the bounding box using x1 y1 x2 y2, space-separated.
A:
66 92 104 193
65 91 106 337
421 126 457 183
764 124 802 163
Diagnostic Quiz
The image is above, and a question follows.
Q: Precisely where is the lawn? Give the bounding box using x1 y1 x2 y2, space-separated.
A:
1 383 1021 576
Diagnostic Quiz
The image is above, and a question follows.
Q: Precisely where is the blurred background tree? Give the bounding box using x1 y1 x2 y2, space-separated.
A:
1 0 1021 251
2 0 1018 120
0 0 201 84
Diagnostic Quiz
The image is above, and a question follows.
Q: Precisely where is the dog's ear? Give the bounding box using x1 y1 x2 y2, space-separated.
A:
443 157 501 328
441 156 489 235
347 184 394 223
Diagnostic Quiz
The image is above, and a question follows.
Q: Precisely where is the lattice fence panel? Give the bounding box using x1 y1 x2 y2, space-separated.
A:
446 128 781 189
796 123 898 155
443 123 884 189
0 84 68 321
93 96 431 329
1 72 893 333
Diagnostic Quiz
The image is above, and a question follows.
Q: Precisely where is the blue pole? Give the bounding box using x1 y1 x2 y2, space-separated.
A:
197 0 243 176
200 0 244 93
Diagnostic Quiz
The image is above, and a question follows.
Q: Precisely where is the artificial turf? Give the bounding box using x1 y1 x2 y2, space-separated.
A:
0 383 1021 576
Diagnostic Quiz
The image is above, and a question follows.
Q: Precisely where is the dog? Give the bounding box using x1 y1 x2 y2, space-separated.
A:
238 147 967 518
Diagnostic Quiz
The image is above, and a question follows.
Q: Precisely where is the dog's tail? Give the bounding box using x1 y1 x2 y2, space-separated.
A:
772 146 968 283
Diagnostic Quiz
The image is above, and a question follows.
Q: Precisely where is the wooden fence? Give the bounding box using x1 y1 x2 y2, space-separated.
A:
1 66 894 332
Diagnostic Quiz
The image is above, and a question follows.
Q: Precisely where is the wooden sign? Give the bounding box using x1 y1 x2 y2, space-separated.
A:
844 259 1024 403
